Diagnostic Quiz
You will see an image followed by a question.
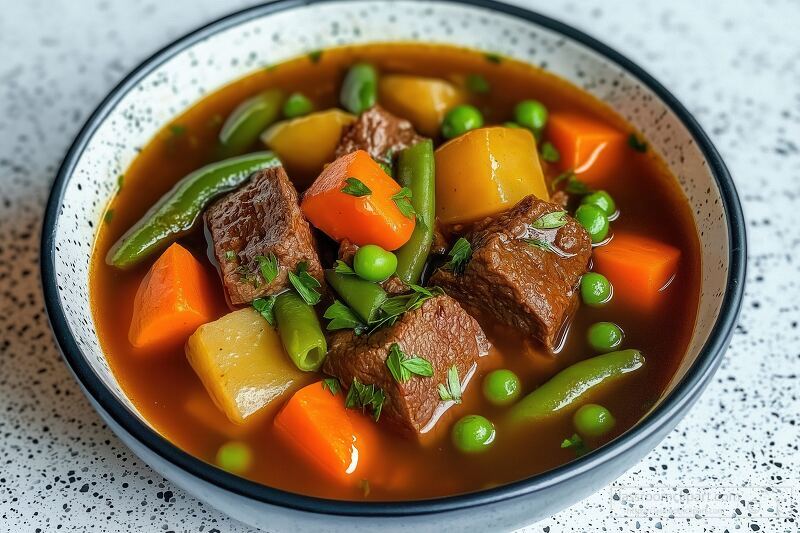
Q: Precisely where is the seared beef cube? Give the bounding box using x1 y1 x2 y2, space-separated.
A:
206 166 324 305
334 105 424 163
323 295 489 435
431 195 591 351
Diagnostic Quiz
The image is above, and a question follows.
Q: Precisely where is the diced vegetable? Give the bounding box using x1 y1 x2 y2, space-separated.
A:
508 349 644 425
128 243 215 350
273 292 327 372
353 244 397 282
434 127 548 224
378 74 466 136
261 109 356 187
274 381 370 483
573 404 616 438
216 89 284 159
325 269 388 323
592 233 681 309
394 140 436 285
340 63 378 114
186 307 312 424
301 150 416 250
108 152 280 268
451 415 495 453
547 112 626 186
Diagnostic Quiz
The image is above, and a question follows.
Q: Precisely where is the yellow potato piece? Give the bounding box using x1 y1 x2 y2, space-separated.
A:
261 109 356 188
186 308 312 424
378 75 466 136
435 127 549 224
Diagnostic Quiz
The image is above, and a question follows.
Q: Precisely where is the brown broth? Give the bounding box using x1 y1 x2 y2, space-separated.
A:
90 43 701 501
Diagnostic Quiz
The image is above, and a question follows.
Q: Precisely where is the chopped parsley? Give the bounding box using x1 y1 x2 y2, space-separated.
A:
323 300 367 333
532 210 567 230
385 343 433 383
367 285 443 333
255 252 279 284
322 378 341 396
561 433 588 456
116 174 125 191
524 238 557 254
437 365 462 403
539 141 560 163
333 259 356 275
628 133 648 153
551 170 592 195
345 378 385 421
341 177 371 197
444 237 472 275
224 250 237 262
466 73 490 94
169 124 187 136
391 187 415 219
288 261 322 305
252 296 277 326
307 50 323 63
484 52 503 64
103 210 114 224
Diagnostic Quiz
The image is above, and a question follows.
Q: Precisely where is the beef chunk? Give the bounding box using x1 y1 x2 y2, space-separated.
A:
206 166 324 305
334 105 424 162
323 294 489 435
431 195 591 351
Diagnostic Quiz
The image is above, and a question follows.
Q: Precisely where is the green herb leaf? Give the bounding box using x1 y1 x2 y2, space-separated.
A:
628 133 648 153
252 296 277 326
438 365 462 403
255 252 279 284
532 210 568 230
524 238 557 253
385 343 434 383
117 174 125 191
103 210 114 224
308 50 323 63
444 237 472 275
560 433 588 457
322 378 341 395
551 170 592 195
345 378 385 421
484 52 502 64
341 177 372 197
540 141 560 163
367 286 443 335
324 300 367 333
288 261 322 305
466 74 490 94
334 259 356 275
169 124 187 136
391 187 415 219
224 250 237 262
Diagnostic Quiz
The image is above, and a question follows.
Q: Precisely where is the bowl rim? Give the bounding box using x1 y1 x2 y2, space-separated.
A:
41 0 746 518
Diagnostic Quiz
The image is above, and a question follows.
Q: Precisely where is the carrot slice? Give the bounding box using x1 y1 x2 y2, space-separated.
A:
592 233 681 310
274 381 372 483
300 150 415 250
128 243 215 350
547 112 626 186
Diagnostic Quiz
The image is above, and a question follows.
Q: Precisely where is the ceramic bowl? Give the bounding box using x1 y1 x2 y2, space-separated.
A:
41 0 745 530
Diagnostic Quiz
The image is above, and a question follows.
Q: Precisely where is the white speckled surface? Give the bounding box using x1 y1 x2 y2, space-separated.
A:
0 0 796 531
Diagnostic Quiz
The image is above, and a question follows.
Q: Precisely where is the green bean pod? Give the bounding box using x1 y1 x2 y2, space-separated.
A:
325 269 387 323
216 89 284 159
508 349 644 424
274 292 328 372
107 152 280 269
340 63 378 114
394 140 435 285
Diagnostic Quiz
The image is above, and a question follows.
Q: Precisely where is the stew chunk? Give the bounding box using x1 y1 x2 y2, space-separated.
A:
334 105 424 163
206 166 324 305
431 195 592 351
323 294 490 435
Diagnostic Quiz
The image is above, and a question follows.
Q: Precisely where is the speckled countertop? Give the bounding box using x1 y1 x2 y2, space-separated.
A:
0 0 797 531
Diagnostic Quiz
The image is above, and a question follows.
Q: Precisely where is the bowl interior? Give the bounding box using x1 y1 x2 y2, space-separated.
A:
49 0 729 464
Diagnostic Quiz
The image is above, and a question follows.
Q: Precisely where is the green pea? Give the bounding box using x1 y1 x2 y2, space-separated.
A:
442 105 484 139
580 272 612 306
582 190 616 217
573 404 616 438
513 100 548 137
587 322 624 352
452 415 496 453
353 244 397 282
216 441 252 473
575 204 610 243
482 369 521 406
282 92 314 118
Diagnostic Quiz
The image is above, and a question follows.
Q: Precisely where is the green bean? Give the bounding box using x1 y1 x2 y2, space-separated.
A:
325 270 387 323
107 152 280 269
274 292 327 372
393 140 435 285
216 89 284 159
508 350 644 424
340 63 378 114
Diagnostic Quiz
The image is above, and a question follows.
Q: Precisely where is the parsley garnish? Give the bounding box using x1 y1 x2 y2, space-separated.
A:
532 210 567 230
169 124 187 136
224 250 237 262
288 262 322 305
524 238 557 253
385 343 433 383
540 141 560 163
437 365 462 403
561 433 588 456
322 378 341 395
308 50 323 63
333 259 356 275
252 296 277 326
117 174 125 191
444 237 472 275
323 300 367 333
628 133 648 153
484 52 502 64
391 187 415 219
551 170 592 195
255 252 279 284
341 177 371 197
366 286 443 334
345 378 385 421
103 210 114 224
466 74 490 94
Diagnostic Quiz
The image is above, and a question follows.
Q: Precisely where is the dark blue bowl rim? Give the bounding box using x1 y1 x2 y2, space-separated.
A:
41 0 746 518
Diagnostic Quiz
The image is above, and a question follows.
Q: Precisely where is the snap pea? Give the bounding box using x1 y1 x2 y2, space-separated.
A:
325 270 387 323
216 89 284 159
107 152 280 269
340 63 378 114
274 291 327 372
394 140 435 285
508 349 644 424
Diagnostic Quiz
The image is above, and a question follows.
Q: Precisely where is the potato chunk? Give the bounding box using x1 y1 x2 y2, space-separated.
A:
378 75 466 136
186 308 312 424
434 127 549 224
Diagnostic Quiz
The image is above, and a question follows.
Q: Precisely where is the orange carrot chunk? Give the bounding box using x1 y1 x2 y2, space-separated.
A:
128 243 215 350
593 233 681 310
300 150 415 250
274 382 371 483
547 112 626 186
